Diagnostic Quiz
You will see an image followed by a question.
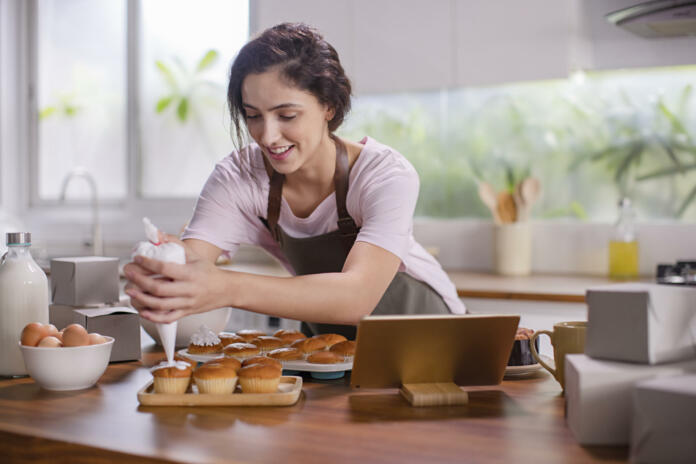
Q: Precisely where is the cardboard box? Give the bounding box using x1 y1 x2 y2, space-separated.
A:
50 257 119 306
565 354 696 445
49 304 141 362
631 375 696 464
586 283 696 364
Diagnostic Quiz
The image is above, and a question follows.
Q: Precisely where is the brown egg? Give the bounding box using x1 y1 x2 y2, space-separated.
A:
88 333 106 345
62 324 89 347
21 323 46 346
38 336 63 348
44 324 59 338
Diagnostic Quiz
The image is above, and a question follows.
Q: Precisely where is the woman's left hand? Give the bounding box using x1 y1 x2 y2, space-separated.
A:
124 254 227 324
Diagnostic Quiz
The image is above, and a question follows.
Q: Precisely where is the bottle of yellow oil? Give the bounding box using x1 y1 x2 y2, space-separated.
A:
609 198 639 280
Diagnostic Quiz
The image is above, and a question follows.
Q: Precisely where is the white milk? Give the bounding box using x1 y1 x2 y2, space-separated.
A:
0 234 49 376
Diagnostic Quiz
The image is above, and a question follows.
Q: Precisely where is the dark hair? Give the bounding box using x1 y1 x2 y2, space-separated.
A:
227 23 352 149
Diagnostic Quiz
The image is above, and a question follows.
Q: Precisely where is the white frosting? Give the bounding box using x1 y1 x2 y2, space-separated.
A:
143 217 160 244
157 321 178 364
150 360 191 373
190 324 221 346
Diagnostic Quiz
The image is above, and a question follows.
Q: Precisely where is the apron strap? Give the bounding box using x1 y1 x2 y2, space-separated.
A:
332 136 359 236
265 136 358 242
267 170 285 242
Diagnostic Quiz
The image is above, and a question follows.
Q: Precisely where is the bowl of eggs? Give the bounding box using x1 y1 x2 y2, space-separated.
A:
19 322 114 391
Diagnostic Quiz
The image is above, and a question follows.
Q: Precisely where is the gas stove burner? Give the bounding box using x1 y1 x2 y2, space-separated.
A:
656 260 696 286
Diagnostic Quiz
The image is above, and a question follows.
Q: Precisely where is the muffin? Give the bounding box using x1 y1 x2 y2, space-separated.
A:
238 363 282 393
174 354 198 369
273 329 307 345
291 337 327 357
250 336 284 353
204 356 241 372
235 329 266 342
314 333 347 348
218 332 246 346
241 356 283 370
329 340 356 361
267 347 304 362
307 351 345 365
507 327 539 366
151 363 192 394
223 342 260 361
188 325 223 354
193 363 238 394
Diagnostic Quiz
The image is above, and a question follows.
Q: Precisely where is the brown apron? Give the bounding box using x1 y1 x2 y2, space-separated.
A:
260 137 450 338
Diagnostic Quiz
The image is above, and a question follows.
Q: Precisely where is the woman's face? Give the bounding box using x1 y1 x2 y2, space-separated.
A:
241 68 334 176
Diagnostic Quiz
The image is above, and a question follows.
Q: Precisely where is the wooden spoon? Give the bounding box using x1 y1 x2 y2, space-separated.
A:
478 182 501 224
496 191 517 223
520 178 541 218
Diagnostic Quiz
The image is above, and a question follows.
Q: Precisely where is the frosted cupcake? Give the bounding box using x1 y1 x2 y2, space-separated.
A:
218 332 246 347
223 342 260 361
151 361 192 394
203 356 241 372
241 356 283 370
188 325 223 354
273 329 307 346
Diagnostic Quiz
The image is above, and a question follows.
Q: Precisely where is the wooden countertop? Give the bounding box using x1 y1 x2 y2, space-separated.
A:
0 344 628 463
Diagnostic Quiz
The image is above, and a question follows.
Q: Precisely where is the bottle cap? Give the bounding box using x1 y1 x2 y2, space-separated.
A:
6 232 31 246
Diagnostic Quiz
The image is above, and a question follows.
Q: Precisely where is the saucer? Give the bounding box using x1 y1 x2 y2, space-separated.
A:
504 355 553 379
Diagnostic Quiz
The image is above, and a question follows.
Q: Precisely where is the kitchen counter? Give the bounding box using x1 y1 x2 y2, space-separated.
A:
0 343 628 463
226 262 646 303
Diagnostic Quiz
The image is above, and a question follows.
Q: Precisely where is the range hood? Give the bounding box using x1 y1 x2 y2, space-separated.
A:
606 0 696 37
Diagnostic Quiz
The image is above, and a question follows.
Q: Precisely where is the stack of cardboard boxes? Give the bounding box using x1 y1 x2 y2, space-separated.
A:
566 283 696 462
49 257 141 362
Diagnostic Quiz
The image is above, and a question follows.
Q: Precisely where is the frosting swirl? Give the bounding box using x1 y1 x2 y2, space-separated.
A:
190 324 221 346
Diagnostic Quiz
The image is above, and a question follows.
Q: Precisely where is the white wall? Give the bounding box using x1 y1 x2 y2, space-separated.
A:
250 0 696 94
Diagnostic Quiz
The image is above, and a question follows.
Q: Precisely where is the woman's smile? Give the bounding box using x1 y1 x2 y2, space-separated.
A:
267 144 295 161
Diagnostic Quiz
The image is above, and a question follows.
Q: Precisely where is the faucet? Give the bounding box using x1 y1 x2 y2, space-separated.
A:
59 167 103 256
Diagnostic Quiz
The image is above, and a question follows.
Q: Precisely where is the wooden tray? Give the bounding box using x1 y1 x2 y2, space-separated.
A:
137 376 302 407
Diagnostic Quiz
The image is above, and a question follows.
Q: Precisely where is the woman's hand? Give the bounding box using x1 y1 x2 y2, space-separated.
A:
123 236 228 324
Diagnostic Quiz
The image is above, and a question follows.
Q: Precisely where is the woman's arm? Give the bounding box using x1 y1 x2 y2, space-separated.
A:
124 240 400 325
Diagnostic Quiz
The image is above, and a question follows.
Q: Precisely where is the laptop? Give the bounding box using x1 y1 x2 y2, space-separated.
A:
350 314 519 389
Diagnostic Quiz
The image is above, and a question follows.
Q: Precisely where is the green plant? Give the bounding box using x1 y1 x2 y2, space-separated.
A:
155 49 222 122
39 94 82 120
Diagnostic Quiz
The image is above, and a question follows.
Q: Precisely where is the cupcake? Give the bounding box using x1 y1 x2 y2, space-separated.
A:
291 337 327 357
235 329 266 342
223 342 260 361
204 356 241 372
267 347 304 362
193 363 238 394
307 351 344 365
273 329 307 345
250 336 284 353
188 325 223 354
174 354 198 370
218 332 246 347
238 363 282 393
151 362 192 394
329 340 356 361
314 333 347 348
241 356 283 370
508 327 538 366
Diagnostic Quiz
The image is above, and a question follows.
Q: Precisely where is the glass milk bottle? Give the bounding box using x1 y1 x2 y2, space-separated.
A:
0 233 49 376
609 198 639 280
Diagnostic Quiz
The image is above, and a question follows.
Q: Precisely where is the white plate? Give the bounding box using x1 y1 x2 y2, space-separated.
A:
177 349 223 363
177 349 353 372
504 355 553 378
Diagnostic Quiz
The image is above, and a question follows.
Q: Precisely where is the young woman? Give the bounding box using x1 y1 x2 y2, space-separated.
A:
124 23 465 337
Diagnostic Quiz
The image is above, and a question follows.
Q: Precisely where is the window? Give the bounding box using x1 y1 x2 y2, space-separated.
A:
33 0 249 201
339 66 696 222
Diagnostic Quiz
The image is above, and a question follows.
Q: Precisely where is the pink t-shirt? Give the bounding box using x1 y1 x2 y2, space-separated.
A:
181 136 465 314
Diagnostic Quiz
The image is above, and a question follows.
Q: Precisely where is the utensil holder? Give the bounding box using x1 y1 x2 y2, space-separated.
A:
495 222 531 276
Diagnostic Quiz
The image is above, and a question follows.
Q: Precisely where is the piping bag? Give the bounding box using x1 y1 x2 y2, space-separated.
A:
132 218 186 365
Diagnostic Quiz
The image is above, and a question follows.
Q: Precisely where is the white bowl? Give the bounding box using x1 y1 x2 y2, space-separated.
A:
19 337 114 391
140 307 232 348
